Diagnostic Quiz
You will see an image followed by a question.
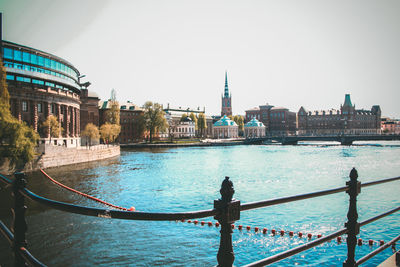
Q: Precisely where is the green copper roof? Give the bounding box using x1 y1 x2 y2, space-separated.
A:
213 115 238 127
344 94 352 107
244 117 265 128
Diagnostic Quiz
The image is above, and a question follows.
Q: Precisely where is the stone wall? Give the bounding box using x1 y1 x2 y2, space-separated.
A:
0 145 120 174
38 145 120 169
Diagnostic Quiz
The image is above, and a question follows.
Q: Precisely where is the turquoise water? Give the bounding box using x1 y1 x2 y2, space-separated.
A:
0 142 400 266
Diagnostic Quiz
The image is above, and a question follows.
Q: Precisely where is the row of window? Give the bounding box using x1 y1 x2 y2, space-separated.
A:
3 47 79 80
4 61 77 85
19 101 74 115
6 74 73 93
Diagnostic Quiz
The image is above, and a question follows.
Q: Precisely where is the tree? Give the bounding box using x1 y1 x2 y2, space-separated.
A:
197 113 207 138
42 115 63 143
189 112 198 131
81 123 99 147
233 115 244 131
0 58 39 170
100 123 121 144
105 101 120 125
143 101 168 143
180 113 188 121
104 89 120 125
132 114 146 141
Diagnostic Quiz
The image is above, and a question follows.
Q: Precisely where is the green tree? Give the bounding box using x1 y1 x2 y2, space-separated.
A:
100 123 121 144
180 113 188 121
132 114 146 141
110 124 121 143
197 113 207 138
0 58 39 170
143 101 168 143
105 100 120 125
189 112 198 131
42 115 63 143
233 115 244 132
81 123 100 147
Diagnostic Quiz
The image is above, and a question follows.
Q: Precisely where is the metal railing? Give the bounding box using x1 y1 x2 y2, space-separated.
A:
0 168 399 266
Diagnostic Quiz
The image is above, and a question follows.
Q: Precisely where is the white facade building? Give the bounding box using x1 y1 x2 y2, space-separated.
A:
213 115 238 138
171 116 196 138
244 117 266 138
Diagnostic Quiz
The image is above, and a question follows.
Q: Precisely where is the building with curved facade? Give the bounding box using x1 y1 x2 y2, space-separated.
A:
2 40 83 147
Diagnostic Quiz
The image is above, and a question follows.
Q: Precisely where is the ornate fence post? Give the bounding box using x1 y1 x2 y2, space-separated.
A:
12 172 28 266
343 168 361 267
214 177 240 267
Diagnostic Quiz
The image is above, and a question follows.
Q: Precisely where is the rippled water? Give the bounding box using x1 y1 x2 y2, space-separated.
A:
1 142 400 266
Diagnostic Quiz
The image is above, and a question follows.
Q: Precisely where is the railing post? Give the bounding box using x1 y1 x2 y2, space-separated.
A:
343 168 361 267
214 176 240 267
12 172 28 267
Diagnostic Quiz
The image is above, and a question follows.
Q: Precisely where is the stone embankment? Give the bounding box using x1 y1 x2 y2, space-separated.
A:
0 145 120 174
37 145 120 169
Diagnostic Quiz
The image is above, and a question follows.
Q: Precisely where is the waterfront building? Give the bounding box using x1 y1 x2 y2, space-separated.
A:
80 88 100 129
2 40 83 147
119 101 144 143
221 71 232 117
170 116 196 138
297 94 381 136
212 115 238 138
245 104 296 136
381 117 400 134
244 117 266 138
164 105 213 137
99 100 144 143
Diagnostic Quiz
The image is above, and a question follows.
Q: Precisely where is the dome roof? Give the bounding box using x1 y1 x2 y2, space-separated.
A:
213 115 238 127
245 117 265 128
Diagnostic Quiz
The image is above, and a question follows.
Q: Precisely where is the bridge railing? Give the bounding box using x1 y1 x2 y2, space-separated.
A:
0 169 399 266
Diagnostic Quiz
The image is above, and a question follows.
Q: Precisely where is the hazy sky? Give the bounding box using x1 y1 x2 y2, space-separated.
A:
1 0 399 117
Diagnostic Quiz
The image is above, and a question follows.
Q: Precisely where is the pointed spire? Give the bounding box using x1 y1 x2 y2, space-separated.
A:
224 71 229 97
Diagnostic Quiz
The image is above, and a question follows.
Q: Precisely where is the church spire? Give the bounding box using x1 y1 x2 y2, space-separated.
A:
224 71 229 97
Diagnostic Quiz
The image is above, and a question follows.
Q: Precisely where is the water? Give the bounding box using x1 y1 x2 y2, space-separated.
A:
1 142 400 266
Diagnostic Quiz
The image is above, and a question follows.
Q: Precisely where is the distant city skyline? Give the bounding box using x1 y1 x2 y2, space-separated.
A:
1 0 399 118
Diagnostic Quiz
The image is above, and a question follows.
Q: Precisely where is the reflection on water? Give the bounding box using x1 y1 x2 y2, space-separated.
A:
1 142 400 266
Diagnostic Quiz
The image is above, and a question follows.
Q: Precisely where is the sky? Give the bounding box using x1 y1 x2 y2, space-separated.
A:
1 0 399 118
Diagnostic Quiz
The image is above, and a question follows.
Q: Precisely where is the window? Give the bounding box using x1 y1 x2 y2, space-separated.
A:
51 60 56 69
51 104 55 114
6 74 14 80
14 50 22 61
22 101 28 112
23 52 30 63
38 56 44 66
45 82 55 87
16 76 25 82
45 58 51 68
32 79 45 85
31 54 38 65
37 103 42 113
4 61 13 68
4 48 13 59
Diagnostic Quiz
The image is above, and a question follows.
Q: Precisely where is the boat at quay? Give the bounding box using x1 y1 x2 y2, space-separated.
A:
1 141 399 266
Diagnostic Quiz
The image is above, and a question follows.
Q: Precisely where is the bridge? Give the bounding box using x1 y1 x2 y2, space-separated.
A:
245 134 400 145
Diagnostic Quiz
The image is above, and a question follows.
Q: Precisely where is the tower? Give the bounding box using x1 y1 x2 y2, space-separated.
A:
221 71 232 116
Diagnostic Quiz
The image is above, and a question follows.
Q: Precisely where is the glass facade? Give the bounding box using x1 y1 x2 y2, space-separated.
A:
2 45 80 93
